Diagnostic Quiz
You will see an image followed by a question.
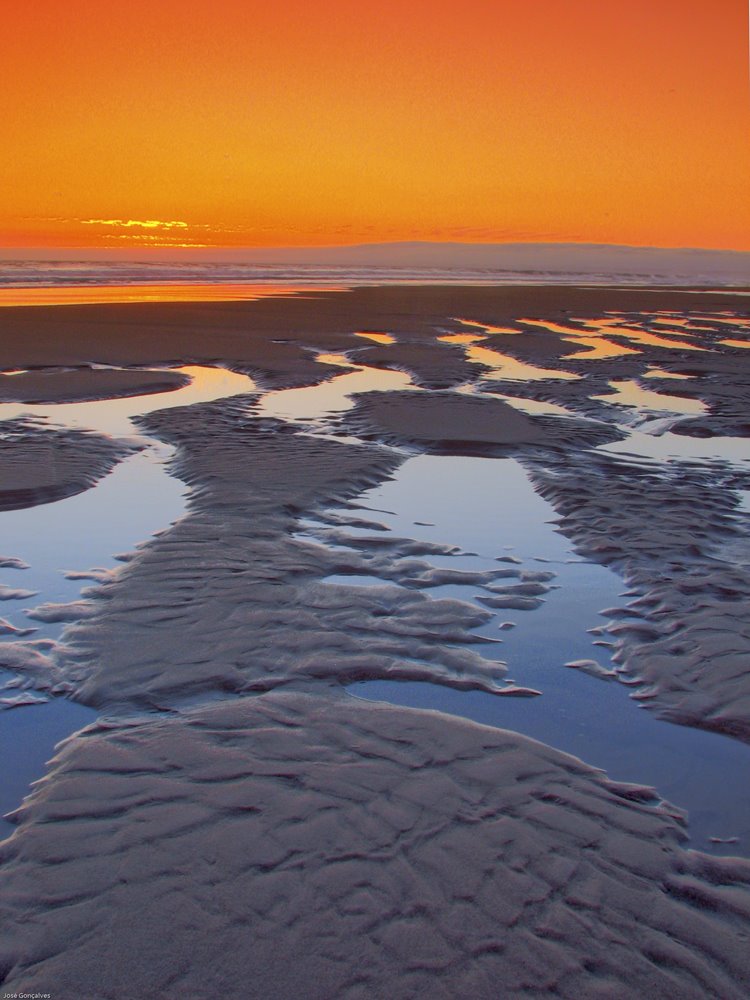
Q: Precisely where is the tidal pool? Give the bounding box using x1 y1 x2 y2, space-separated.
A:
340 454 750 854
0 683 96 839
0 366 254 834
2 354 749 860
0 365 255 436
259 357 412 421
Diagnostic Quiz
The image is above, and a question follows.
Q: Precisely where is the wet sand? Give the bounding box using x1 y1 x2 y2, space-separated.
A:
0 284 747 382
0 367 191 404
0 420 139 511
4 692 750 1000
1 285 750 998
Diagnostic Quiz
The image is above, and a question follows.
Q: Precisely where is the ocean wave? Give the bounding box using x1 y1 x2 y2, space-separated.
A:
0 260 747 289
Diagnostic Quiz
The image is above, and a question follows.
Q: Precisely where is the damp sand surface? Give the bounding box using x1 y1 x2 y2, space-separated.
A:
0 366 191 404
2 287 750 998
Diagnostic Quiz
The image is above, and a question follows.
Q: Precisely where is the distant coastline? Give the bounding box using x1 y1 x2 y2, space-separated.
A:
1 242 748 291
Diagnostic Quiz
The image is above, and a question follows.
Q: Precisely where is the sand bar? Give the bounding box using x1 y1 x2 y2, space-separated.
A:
0 367 191 404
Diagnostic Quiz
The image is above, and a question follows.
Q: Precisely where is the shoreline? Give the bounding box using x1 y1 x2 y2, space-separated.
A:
0 283 748 376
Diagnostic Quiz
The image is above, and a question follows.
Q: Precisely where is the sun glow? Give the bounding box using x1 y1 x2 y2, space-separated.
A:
2 0 749 251
0 284 322 307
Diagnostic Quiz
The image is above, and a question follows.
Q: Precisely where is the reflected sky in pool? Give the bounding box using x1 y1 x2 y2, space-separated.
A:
259 363 413 421
0 450 187 643
2 335 749 856
592 379 706 415
344 453 750 853
0 365 255 436
601 429 750 464
0 371 201 835
466 345 580 382
0 688 96 839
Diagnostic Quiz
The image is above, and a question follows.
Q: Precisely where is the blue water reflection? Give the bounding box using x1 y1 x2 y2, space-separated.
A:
345 454 750 854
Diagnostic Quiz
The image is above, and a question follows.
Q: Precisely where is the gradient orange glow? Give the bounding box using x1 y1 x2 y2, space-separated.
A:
2 0 749 251
0 285 325 308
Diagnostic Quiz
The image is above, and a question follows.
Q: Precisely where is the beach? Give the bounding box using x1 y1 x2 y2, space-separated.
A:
1 284 750 998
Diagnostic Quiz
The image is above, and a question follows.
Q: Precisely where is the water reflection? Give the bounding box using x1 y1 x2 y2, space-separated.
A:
0 284 325 308
579 319 706 352
453 318 521 335
353 331 395 344
642 368 694 380
342 453 750 853
561 335 638 360
467 345 579 381
437 333 485 345
2 306 749 857
0 694 97 839
259 363 413 421
0 366 255 436
0 450 187 644
592 379 706 415
316 353 358 368
0 443 189 836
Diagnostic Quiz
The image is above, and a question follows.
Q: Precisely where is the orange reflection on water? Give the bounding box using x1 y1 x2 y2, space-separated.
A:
437 333 485 345
0 284 338 308
316 352 358 368
516 318 588 336
0 365 255 435
643 367 694 380
524 316 640 359
592 379 705 415
453 318 521 335
353 331 395 344
579 319 706 352
560 336 638 360
467 345 579 381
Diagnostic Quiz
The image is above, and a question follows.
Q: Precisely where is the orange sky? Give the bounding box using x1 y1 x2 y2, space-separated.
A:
2 0 749 252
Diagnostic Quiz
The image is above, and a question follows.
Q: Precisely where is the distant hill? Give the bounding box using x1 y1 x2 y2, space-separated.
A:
217 242 750 282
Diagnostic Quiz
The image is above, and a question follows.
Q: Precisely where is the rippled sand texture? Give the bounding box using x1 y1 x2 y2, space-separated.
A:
1 285 750 998
0 419 139 511
523 451 750 741
52 398 528 706
4 693 750 1000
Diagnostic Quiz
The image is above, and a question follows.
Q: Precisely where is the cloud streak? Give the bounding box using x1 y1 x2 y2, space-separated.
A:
80 219 189 230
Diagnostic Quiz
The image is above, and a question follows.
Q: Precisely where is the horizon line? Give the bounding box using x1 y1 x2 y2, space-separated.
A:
2 239 750 263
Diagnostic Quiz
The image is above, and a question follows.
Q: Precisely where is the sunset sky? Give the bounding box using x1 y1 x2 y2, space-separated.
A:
2 0 749 252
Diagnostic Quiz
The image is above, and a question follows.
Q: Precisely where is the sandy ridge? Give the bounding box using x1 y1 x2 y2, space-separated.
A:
0 367 191 404
2 692 750 999
34 396 539 708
